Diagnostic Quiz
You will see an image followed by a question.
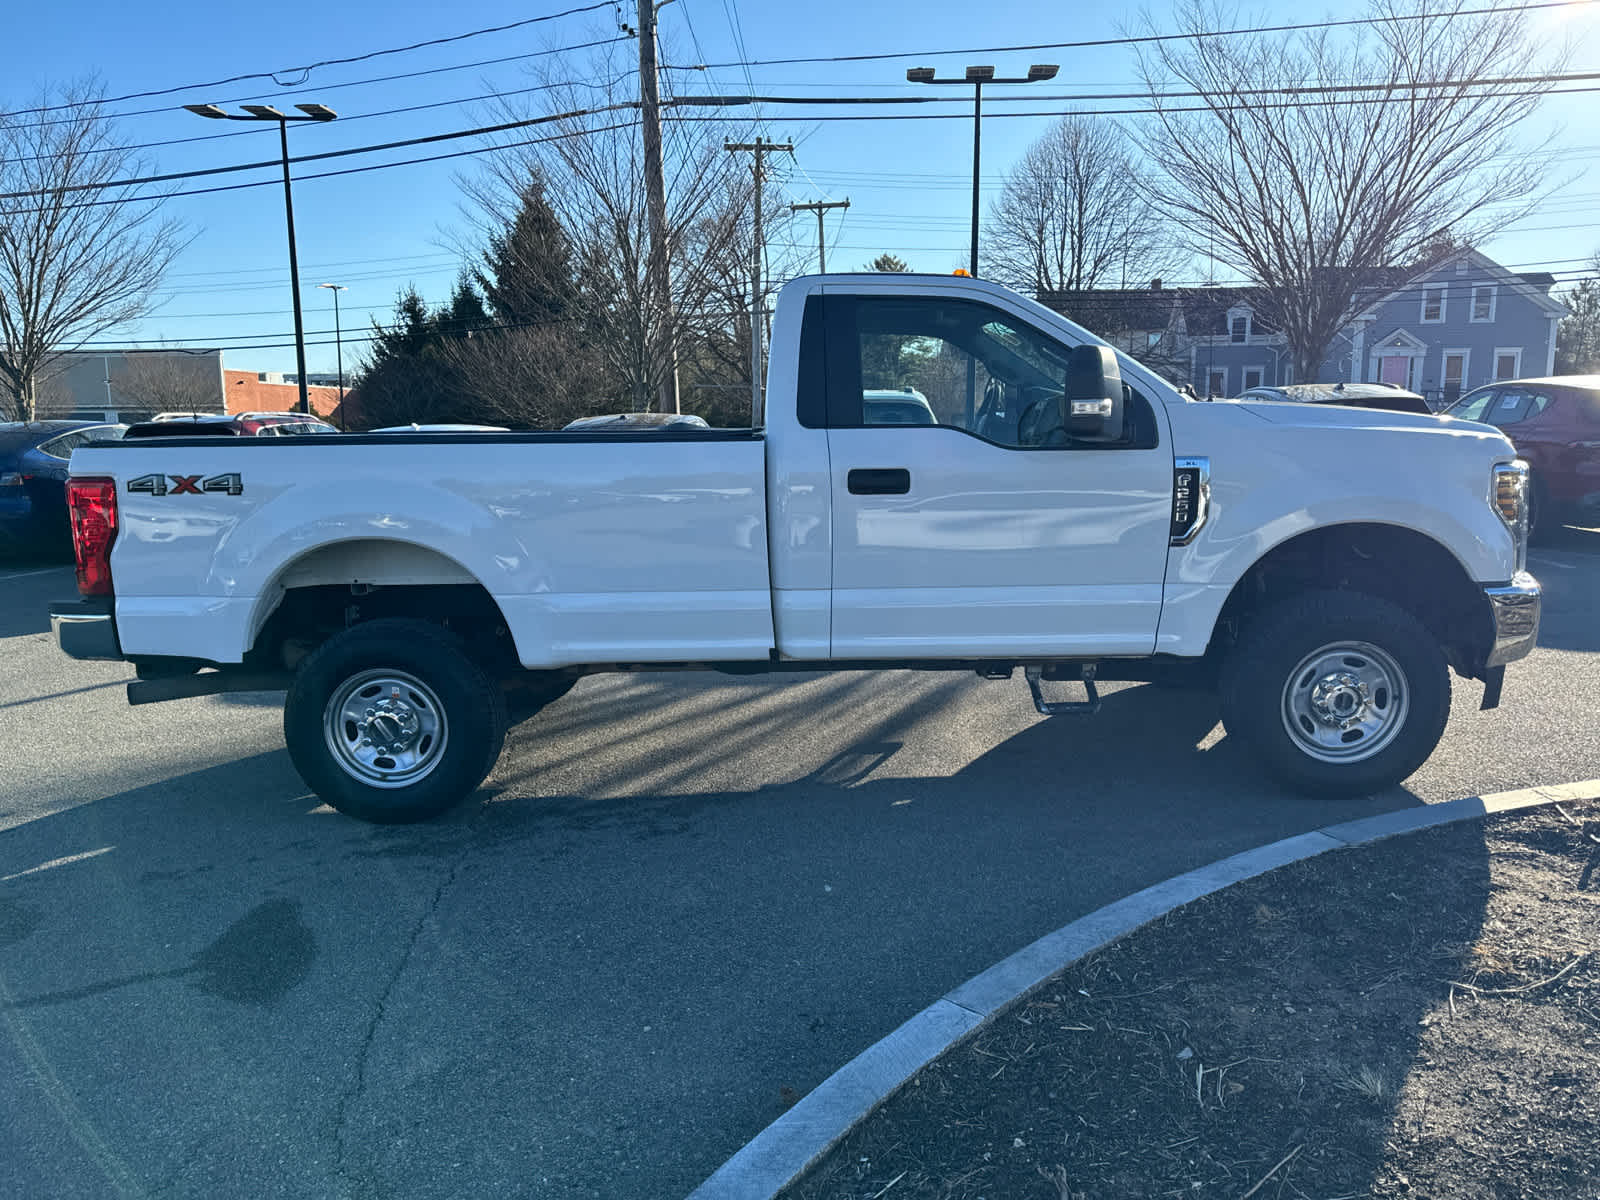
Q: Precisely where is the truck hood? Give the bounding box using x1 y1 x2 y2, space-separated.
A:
1227 399 1511 446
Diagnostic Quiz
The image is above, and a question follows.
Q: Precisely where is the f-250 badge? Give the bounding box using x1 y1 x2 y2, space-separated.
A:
127 472 244 497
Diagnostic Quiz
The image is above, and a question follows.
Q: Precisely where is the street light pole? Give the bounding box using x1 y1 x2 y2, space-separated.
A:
185 102 337 415
318 283 348 430
905 64 1058 278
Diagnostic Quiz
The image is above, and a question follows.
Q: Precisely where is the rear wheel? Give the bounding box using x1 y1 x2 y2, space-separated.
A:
1220 591 1450 797
284 619 507 824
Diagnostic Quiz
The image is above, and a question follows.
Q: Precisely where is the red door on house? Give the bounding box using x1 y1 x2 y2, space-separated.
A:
1380 356 1409 386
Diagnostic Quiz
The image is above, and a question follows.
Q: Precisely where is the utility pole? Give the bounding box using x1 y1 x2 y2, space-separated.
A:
788 198 850 273
725 136 792 425
638 0 680 413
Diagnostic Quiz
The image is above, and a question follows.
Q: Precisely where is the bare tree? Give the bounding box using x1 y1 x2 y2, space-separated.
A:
114 350 223 415
987 114 1184 294
0 83 186 421
459 43 762 413
1134 0 1559 382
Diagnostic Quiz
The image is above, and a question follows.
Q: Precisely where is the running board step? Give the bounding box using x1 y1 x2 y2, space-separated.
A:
1025 665 1100 715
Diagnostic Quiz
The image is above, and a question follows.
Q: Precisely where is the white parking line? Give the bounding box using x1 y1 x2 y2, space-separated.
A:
1529 555 1576 571
0 566 70 582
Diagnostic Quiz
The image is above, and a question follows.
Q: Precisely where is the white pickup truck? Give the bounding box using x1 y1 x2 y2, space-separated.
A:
51 273 1540 823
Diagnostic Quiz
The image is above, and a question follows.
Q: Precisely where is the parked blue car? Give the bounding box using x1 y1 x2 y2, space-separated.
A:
0 421 127 558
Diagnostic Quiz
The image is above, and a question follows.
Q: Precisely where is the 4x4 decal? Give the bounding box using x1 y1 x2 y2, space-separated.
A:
128 472 244 497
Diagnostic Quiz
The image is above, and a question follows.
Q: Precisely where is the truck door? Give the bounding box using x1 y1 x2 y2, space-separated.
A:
822 293 1173 659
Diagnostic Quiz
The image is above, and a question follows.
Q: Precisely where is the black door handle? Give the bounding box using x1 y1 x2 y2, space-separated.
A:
848 468 911 495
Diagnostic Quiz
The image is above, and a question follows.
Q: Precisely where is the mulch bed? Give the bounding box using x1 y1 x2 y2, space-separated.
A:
782 800 1600 1200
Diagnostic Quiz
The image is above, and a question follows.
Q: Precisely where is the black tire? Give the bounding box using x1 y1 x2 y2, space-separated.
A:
283 618 508 824
1219 590 1450 798
503 671 579 726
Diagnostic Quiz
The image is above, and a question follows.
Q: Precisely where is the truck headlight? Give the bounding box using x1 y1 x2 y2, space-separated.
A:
1492 460 1529 573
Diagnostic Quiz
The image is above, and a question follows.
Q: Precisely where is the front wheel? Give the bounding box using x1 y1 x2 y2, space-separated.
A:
284 619 508 824
1219 591 1451 798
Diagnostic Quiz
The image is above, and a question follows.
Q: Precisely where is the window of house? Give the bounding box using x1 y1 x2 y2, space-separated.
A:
1244 368 1263 389
1207 369 1227 397
1472 285 1496 322
1494 349 1520 380
1442 351 1469 400
1230 316 1247 343
1422 286 1446 323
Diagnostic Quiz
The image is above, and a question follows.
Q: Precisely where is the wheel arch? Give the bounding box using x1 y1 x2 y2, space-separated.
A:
244 538 520 674
1211 522 1494 680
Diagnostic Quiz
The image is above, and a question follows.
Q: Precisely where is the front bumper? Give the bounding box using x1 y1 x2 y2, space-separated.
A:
1484 572 1541 668
50 597 123 661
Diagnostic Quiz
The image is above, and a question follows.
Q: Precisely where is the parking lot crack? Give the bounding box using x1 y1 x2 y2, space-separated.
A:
331 850 467 1189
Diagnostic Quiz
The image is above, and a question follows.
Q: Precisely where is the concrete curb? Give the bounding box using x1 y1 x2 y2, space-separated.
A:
688 780 1600 1200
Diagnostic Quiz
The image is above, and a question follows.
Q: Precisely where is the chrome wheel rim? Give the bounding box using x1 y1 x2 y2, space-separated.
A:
1280 640 1408 764
323 669 448 788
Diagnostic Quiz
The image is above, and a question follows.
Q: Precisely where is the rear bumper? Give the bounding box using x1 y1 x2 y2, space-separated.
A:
50 597 123 661
1483 572 1541 668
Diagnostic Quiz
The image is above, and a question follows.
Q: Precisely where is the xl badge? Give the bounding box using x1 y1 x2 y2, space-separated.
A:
128 473 244 497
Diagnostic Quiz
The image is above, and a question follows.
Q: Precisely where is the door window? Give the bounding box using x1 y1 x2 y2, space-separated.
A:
1450 388 1498 422
832 296 1157 449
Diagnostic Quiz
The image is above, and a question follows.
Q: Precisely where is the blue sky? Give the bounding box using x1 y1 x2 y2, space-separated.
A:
8 0 1600 376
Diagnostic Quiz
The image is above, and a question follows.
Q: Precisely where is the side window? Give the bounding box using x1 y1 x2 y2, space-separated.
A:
1490 388 1534 426
829 296 1157 450
1450 388 1497 423
38 432 86 459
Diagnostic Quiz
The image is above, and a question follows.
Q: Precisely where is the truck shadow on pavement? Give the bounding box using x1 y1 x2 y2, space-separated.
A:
0 677 1462 1200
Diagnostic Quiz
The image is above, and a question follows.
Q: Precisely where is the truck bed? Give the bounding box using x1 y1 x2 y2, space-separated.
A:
72 429 775 668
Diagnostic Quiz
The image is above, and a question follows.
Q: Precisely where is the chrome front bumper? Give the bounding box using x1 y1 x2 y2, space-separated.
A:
1484 572 1541 668
50 597 122 661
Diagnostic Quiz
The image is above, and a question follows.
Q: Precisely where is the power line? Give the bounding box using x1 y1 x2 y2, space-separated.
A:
5 71 640 164
3 3 617 117
0 104 642 203
76 269 1600 352
7 37 632 131
8 68 1595 206
658 0 1594 71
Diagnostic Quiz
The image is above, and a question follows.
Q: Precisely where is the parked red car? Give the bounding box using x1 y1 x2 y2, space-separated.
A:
1445 375 1600 536
123 412 338 439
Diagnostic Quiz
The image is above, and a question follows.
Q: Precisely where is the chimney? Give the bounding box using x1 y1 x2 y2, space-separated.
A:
1150 278 1162 291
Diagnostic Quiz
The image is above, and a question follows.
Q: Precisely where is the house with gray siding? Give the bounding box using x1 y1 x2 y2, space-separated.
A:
1041 248 1566 407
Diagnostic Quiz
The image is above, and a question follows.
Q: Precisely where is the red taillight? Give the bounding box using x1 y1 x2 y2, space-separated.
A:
67 476 118 596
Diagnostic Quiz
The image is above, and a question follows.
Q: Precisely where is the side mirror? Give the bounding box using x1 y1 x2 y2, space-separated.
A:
1064 344 1125 442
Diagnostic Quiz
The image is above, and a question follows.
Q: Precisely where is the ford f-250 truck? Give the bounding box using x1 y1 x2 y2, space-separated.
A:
49 273 1541 824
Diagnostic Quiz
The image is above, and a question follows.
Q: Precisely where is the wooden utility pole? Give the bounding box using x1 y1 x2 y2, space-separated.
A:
725 136 792 425
788 198 850 273
638 0 680 412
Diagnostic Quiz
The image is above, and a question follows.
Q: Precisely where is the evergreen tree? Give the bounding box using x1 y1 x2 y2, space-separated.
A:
1556 260 1600 375
475 173 577 329
867 253 910 273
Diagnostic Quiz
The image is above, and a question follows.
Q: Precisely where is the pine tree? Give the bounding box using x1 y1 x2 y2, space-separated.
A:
867 253 910 273
475 173 577 328
1556 260 1600 374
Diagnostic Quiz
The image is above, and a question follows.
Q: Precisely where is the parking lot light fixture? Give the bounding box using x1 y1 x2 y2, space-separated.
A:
904 64 1060 276
185 101 339 414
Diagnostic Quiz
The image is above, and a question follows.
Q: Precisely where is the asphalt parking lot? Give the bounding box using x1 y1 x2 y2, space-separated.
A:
1 529 1596 1199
